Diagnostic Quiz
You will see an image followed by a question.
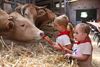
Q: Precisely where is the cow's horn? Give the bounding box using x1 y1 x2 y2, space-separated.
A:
38 5 47 9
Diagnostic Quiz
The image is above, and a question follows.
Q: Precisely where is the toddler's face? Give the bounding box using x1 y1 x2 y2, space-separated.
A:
53 23 64 32
73 26 87 42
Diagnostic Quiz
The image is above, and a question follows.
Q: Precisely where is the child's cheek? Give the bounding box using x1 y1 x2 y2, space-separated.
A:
74 35 81 41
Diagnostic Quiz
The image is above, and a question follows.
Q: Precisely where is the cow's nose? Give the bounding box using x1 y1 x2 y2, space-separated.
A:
40 31 45 37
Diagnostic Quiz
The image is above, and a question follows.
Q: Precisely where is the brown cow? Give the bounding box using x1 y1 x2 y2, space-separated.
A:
0 9 13 32
0 10 44 41
15 4 56 28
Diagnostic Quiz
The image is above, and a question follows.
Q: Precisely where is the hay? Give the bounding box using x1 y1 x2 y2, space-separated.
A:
0 36 79 67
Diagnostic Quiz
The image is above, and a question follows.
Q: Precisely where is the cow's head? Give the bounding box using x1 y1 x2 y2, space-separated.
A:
8 12 44 41
16 4 37 23
15 4 56 28
0 9 14 32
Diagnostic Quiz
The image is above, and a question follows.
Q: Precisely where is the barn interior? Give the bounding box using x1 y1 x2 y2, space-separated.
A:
0 0 100 67
1 0 100 24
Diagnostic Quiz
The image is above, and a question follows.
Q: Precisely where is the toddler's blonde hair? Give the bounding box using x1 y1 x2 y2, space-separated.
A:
53 15 74 38
76 23 91 34
53 15 69 27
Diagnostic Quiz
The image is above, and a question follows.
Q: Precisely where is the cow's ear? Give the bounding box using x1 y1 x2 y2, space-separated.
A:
8 22 14 30
36 8 46 18
6 21 14 31
15 3 23 13
15 5 21 13
8 16 15 30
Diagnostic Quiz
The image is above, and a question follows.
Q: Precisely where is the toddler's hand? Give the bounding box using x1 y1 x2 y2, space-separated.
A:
64 53 72 58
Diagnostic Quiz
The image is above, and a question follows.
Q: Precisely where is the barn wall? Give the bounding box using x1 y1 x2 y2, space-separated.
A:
68 0 100 24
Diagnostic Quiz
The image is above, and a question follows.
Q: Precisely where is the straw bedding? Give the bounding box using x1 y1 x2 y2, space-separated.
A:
0 36 79 67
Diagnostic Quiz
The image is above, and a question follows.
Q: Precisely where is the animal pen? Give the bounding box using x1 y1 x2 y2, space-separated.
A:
0 0 100 67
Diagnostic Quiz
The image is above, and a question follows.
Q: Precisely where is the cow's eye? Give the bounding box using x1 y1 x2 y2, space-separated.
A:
21 24 25 27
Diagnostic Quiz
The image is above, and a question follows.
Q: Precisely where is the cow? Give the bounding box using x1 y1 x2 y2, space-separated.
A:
0 8 13 32
9 12 44 41
0 9 44 42
15 4 56 28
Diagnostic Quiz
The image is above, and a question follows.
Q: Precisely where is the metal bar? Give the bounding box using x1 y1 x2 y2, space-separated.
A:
64 0 67 14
